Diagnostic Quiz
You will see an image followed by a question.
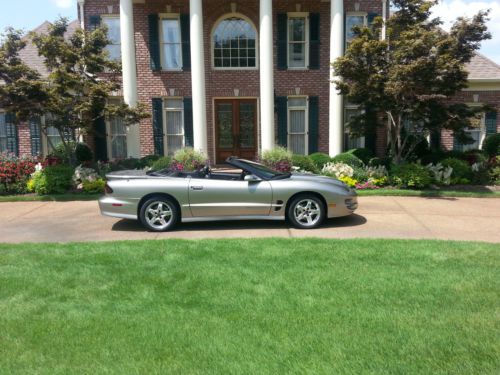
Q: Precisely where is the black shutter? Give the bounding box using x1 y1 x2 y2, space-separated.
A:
180 14 191 71
364 105 377 154
148 14 161 71
430 130 441 150
453 134 463 152
88 15 101 31
30 117 42 156
277 14 288 70
183 97 194 147
486 111 497 135
152 98 164 155
309 13 320 70
94 116 108 161
308 96 319 153
276 96 288 147
5 113 18 156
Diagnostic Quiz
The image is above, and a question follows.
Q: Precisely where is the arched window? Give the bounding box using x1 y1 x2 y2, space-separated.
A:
213 16 257 68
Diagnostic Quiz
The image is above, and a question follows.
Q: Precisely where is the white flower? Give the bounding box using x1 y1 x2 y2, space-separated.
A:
366 165 388 179
35 163 43 172
321 162 354 179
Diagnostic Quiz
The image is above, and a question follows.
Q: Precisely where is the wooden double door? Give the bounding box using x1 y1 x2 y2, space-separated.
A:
215 99 257 164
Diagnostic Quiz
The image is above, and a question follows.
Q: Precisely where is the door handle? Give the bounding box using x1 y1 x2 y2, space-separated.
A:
191 186 204 191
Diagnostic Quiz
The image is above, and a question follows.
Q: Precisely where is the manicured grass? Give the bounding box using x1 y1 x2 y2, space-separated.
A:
0 239 498 374
357 188 500 198
0 193 101 202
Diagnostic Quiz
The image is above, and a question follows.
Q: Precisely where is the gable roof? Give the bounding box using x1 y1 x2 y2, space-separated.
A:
17 20 80 78
465 53 500 82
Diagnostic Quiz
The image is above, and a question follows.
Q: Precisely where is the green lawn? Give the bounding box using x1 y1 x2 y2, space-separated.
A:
0 239 498 374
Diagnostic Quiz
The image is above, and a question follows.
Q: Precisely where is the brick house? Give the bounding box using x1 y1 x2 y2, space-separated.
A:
1 0 499 163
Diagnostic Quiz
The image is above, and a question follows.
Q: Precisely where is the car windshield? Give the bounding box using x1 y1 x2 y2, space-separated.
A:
239 160 291 180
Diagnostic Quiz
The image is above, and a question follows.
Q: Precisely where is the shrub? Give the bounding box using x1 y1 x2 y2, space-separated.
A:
75 143 93 164
291 155 318 173
321 162 354 179
440 158 472 184
309 153 332 169
151 156 172 171
390 163 432 189
339 176 358 187
425 163 453 185
31 165 74 195
352 166 368 182
0 153 37 194
347 148 373 164
140 155 161 168
171 148 207 172
72 165 99 189
331 152 364 168
260 147 292 172
483 133 500 158
109 158 143 171
83 178 106 194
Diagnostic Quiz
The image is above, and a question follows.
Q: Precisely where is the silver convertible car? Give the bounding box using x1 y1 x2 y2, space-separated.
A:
99 157 358 231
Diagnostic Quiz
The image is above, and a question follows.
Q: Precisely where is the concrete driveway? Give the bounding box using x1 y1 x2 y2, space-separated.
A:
0 196 499 243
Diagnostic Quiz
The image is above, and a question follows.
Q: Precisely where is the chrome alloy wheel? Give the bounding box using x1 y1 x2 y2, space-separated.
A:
293 199 322 227
144 201 174 230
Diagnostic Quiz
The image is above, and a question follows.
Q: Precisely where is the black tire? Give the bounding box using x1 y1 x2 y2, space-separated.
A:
139 196 179 232
287 194 325 229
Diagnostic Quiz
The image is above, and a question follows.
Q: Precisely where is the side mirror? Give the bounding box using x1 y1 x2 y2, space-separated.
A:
244 174 261 182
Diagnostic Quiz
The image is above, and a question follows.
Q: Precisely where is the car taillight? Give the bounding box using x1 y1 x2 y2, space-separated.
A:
104 183 113 194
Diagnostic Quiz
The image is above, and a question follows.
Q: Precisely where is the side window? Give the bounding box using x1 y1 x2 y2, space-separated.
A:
102 17 121 61
288 15 308 68
345 13 367 48
288 97 308 155
463 113 485 151
344 106 365 150
160 17 182 70
164 99 185 156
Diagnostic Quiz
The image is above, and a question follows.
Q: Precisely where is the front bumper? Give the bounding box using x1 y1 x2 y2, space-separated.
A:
327 194 358 218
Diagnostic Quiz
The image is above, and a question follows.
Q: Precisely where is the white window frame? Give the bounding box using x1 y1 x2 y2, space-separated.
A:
287 96 309 155
345 12 367 49
159 14 183 71
39 115 65 156
101 15 121 61
105 99 128 161
211 13 259 71
464 106 487 151
344 104 365 150
163 98 185 156
287 12 309 70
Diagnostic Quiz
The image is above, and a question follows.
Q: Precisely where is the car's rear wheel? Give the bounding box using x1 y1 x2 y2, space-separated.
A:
287 194 325 229
139 196 179 232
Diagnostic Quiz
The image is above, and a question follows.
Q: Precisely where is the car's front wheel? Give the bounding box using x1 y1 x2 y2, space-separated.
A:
139 196 179 232
287 194 325 229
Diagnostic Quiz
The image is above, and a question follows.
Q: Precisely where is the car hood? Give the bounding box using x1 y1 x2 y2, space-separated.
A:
289 173 353 192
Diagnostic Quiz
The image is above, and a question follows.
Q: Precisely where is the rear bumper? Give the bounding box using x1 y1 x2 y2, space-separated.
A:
99 196 138 220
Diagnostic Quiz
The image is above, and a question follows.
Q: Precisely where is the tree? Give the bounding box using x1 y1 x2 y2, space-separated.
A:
0 18 149 164
332 0 491 163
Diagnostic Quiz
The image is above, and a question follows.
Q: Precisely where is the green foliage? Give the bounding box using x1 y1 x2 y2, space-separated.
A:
75 143 93 164
332 0 491 163
171 148 207 171
291 155 318 173
347 148 373 164
151 156 172 171
390 163 432 189
140 155 161 168
482 133 500 157
260 147 292 172
31 165 74 195
441 158 472 184
331 152 364 168
309 153 332 170
352 167 368 182
82 178 106 194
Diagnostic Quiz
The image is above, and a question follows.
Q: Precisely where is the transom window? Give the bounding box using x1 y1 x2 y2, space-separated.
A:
213 16 257 68
102 16 121 61
346 13 367 47
288 16 308 68
161 17 183 70
288 97 308 155
164 99 185 156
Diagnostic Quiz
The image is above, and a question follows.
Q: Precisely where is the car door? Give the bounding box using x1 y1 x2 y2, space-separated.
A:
188 177 273 217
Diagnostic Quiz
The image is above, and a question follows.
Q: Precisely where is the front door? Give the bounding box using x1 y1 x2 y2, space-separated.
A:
215 99 257 164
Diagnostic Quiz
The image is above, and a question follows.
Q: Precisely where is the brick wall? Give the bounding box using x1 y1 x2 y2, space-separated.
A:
83 0 384 161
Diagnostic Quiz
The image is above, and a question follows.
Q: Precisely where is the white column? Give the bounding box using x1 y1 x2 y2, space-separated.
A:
259 0 275 152
329 0 344 156
382 0 387 40
120 0 140 157
78 0 85 30
190 0 208 155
